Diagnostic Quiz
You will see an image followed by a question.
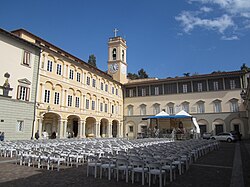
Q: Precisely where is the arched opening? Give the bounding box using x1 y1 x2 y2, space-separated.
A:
42 112 61 139
112 48 116 60
197 119 209 135
67 115 80 138
212 119 225 135
85 117 96 137
100 118 109 137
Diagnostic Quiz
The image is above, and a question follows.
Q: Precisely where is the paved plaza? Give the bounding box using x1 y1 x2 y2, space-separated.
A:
0 140 249 187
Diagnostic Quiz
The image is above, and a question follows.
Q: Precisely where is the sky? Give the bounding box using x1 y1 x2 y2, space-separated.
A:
1 0 250 78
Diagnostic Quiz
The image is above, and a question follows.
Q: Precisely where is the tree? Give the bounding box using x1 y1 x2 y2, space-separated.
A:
241 63 249 72
183 72 190 77
127 68 149 80
138 68 149 79
88 54 97 67
127 73 139 80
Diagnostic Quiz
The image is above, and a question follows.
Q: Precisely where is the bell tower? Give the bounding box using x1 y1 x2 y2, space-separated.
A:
107 29 128 84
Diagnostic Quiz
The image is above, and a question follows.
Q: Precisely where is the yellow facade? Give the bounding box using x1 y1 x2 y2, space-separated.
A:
13 29 124 139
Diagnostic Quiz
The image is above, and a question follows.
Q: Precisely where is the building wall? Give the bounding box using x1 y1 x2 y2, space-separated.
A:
123 76 248 139
0 31 40 140
11 31 124 139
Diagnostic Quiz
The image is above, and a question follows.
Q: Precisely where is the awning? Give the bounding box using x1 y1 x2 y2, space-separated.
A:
142 110 192 120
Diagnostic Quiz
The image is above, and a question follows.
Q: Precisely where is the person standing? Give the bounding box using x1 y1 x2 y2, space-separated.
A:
35 130 39 140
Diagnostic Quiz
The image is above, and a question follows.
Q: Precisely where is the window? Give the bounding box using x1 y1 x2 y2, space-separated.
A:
213 81 219 91
116 88 118 95
153 103 160 114
92 79 96 87
155 87 159 95
44 90 50 103
129 89 134 97
92 100 95 110
86 99 90 109
105 84 108 92
111 105 114 114
17 120 24 132
230 80 236 89
182 102 189 112
167 103 175 115
122 50 125 61
56 64 62 75
197 101 205 113
140 104 146 115
105 103 108 113
214 100 222 113
101 82 104 90
86 76 90 85
17 86 30 101
76 72 81 82
112 48 116 60
100 103 103 112
67 95 73 107
183 84 188 93
47 60 53 72
168 106 174 114
112 87 114 94
69 69 74 80
22 51 30 66
129 126 133 132
54 92 60 105
128 105 133 116
75 97 80 108
230 100 239 112
197 83 202 92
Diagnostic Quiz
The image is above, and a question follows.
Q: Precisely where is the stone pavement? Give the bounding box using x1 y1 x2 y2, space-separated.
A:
0 140 249 187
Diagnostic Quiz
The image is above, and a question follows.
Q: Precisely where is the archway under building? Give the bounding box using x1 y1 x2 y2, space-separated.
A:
67 115 80 138
42 112 61 138
86 117 96 137
230 118 244 137
212 119 225 135
100 118 109 137
197 119 209 135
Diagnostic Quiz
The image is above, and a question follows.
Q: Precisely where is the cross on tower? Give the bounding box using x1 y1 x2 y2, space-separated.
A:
113 28 118 37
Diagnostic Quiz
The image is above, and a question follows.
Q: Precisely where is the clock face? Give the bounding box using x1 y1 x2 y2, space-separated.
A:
110 63 119 73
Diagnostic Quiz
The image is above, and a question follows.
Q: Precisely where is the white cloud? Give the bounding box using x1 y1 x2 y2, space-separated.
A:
189 0 250 15
221 35 239 40
178 0 250 38
175 12 234 33
200 6 213 12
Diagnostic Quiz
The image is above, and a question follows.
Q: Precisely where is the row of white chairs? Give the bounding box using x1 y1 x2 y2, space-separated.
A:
86 139 219 187
0 138 174 171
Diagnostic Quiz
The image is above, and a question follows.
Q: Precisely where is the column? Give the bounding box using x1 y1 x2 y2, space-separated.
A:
38 117 43 137
117 122 120 138
63 120 67 138
95 123 99 138
109 123 112 138
82 120 86 138
78 120 83 138
120 121 124 138
58 119 64 139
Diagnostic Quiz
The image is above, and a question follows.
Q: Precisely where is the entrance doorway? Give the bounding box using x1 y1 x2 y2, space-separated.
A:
215 124 223 135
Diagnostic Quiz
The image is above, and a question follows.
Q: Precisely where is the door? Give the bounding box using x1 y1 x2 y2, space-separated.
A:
199 125 207 135
215 124 223 135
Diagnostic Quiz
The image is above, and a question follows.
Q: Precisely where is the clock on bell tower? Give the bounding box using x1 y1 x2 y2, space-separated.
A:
107 29 128 84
